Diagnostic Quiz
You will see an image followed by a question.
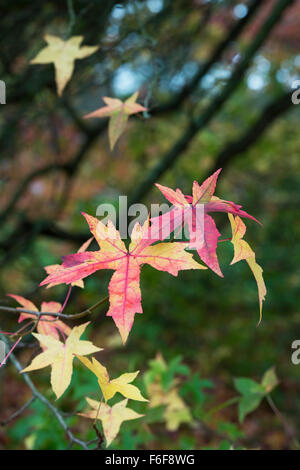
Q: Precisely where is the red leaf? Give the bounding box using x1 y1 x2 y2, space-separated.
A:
40 214 205 343
151 169 259 276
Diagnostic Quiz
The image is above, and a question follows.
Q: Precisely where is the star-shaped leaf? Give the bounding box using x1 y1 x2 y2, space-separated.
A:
79 398 143 447
77 355 147 402
40 214 205 343
84 91 147 150
151 168 259 277
21 322 102 399
30 35 98 96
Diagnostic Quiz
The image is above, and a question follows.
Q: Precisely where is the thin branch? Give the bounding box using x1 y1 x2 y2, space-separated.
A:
206 90 294 177
0 397 36 426
0 336 90 450
0 295 109 321
266 395 299 450
152 0 263 115
0 121 106 226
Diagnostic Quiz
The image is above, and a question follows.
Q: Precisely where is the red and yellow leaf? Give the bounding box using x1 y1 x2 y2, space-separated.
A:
40 214 205 343
7 294 71 344
151 168 259 276
84 91 147 150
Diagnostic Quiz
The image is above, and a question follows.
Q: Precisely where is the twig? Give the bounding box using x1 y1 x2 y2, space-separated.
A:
0 396 36 426
266 395 299 449
66 0 76 39
0 335 91 450
0 295 109 321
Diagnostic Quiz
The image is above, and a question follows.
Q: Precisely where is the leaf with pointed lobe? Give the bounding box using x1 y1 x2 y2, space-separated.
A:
30 35 98 96
40 214 205 343
83 91 147 150
21 322 101 399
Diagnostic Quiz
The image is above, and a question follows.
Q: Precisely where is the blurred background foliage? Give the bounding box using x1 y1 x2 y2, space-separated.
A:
0 0 300 450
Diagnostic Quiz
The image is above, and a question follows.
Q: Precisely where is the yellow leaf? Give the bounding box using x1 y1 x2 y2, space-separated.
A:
84 91 147 150
228 214 266 323
261 367 279 393
79 397 143 447
77 355 147 402
21 322 102 399
30 35 98 96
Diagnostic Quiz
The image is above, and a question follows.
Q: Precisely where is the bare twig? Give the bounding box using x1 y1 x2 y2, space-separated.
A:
266 395 299 449
0 335 91 450
0 396 36 426
0 295 109 321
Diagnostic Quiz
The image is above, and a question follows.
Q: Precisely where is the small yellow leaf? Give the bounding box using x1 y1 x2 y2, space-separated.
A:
77 355 147 402
84 91 147 150
228 214 266 323
30 35 98 96
261 367 279 393
21 322 102 399
79 398 143 447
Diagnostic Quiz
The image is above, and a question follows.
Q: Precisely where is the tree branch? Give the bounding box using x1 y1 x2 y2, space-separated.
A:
0 295 109 323
129 0 295 205
0 335 91 450
0 396 36 426
152 0 263 115
207 90 294 176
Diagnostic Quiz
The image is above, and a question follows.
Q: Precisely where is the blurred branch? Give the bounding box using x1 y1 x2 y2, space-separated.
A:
0 295 109 322
152 0 263 115
0 120 106 226
0 335 91 450
207 90 294 176
129 0 295 205
266 395 299 449
0 396 36 426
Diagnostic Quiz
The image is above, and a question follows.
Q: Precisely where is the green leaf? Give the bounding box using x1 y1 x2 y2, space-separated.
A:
234 378 265 396
238 394 263 423
218 422 244 440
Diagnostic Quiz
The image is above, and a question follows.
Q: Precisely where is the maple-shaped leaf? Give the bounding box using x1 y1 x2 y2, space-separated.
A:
21 322 102 399
84 91 147 150
30 35 98 96
40 214 205 343
79 397 143 447
44 237 93 289
7 294 71 345
151 169 259 277
228 213 266 323
77 355 147 402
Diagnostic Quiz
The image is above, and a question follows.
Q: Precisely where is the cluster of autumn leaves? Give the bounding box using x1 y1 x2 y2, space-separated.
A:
4 34 266 447
7 167 266 446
